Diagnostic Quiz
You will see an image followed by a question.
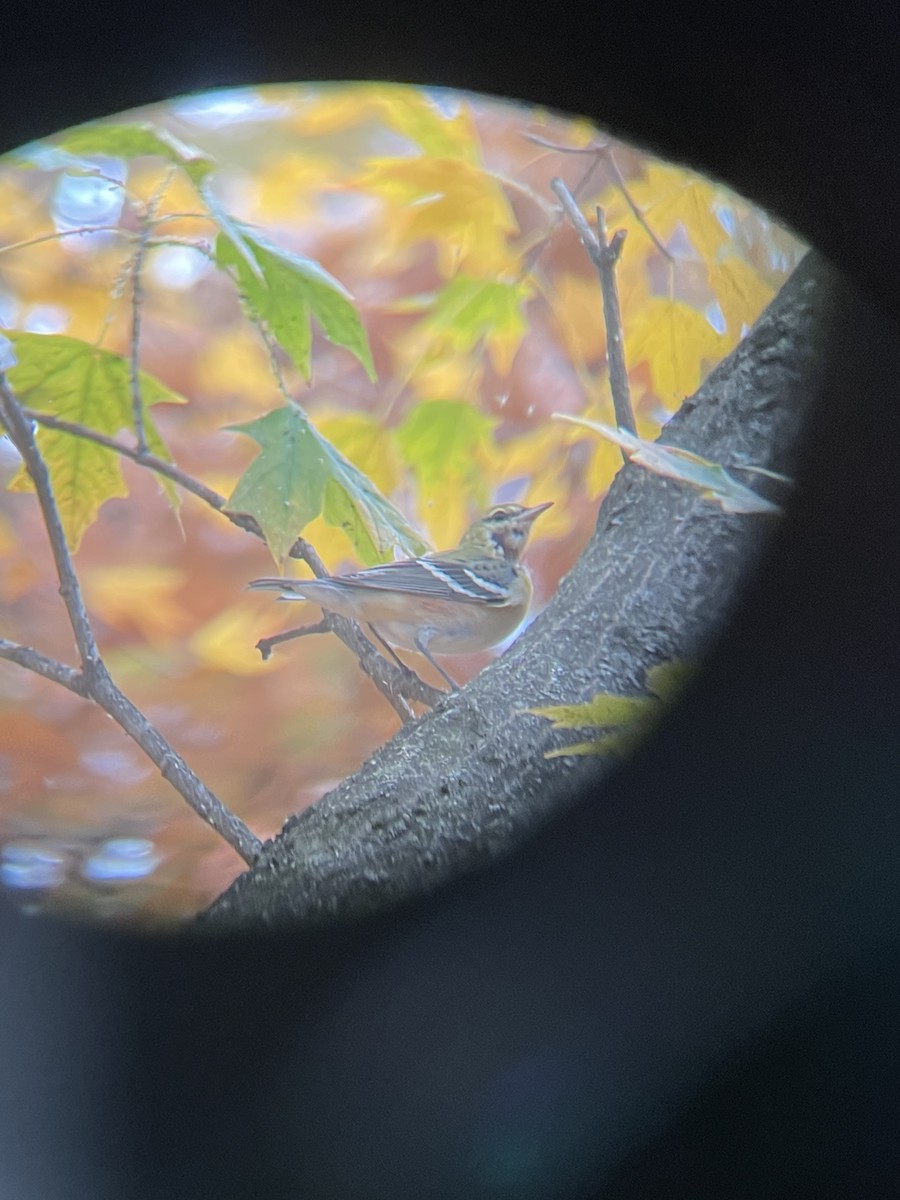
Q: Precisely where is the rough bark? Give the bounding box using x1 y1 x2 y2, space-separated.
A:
203 250 830 930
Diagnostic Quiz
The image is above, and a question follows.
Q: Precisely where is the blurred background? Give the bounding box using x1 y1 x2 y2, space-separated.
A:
0 83 804 924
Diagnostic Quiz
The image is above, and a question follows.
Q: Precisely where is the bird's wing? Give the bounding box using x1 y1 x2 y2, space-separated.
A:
339 556 514 604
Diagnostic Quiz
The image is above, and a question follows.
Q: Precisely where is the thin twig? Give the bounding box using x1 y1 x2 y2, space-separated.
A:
551 178 636 439
603 150 674 263
523 131 612 154
0 639 88 695
518 146 608 279
1 398 101 675
0 225 130 258
524 132 674 264
0 375 263 865
257 619 330 660
130 170 175 453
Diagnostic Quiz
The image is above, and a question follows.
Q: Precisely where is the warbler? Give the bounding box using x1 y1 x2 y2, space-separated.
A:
248 501 552 688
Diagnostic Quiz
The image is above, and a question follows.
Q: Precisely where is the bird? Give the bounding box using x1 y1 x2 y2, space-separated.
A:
248 501 552 689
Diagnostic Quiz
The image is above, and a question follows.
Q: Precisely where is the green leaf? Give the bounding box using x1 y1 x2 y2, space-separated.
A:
528 658 695 759
320 447 428 566
417 274 531 374
203 185 265 282
216 226 376 382
227 407 331 563
228 405 426 564
646 658 696 701
554 415 782 514
544 731 632 758
527 693 652 730
396 398 496 496
3 332 184 550
17 122 215 183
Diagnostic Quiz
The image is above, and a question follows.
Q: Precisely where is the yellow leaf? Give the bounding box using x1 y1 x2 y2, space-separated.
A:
585 433 624 499
189 604 277 676
602 161 732 263
292 83 481 159
396 399 496 548
297 512 367 571
193 327 275 405
708 256 775 333
374 88 480 160
5 332 185 550
548 273 606 363
254 152 348 221
395 275 531 386
83 566 188 644
406 355 484 400
359 156 520 276
129 162 205 217
289 84 387 136
315 412 402 497
490 425 578 541
625 297 727 404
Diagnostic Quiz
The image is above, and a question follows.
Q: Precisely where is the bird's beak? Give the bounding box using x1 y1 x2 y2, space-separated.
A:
521 500 553 523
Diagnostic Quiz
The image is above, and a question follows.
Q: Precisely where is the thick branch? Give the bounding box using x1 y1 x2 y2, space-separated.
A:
203 250 826 930
0 375 263 865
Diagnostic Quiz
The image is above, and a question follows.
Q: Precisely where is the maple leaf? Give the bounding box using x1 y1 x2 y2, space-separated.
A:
227 404 427 565
216 225 376 382
3 332 184 550
395 399 496 548
359 156 520 275
625 297 728 404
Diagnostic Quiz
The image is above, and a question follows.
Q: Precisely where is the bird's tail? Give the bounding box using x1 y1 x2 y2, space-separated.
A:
247 577 311 599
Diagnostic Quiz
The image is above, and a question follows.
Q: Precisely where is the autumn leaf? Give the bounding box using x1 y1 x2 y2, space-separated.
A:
395 398 496 547
555 415 781 514
527 660 695 758
227 404 427 564
291 84 480 161
359 156 520 276
2 332 184 550
189 604 276 676
83 565 189 644
216 225 376 382
603 161 732 263
625 297 728 405
19 122 215 186
315 413 403 497
708 255 776 334
373 87 480 160
427 274 530 375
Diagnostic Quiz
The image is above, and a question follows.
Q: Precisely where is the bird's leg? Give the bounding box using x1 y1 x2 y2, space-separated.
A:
414 631 458 692
367 623 412 674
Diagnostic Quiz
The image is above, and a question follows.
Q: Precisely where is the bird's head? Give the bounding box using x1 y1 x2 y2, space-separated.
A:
459 501 553 562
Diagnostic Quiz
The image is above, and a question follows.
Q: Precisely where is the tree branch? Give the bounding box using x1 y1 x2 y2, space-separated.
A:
202 249 823 930
0 374 263 865
524 133 674 263
0 638 88 695
551 177 636 437
19 407 445 712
